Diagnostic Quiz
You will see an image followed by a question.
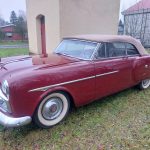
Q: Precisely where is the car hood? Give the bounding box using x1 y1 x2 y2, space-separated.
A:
0 54 80 77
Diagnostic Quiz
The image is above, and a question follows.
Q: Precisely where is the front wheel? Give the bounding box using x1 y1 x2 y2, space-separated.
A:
138 79 150 90
33 92 70 128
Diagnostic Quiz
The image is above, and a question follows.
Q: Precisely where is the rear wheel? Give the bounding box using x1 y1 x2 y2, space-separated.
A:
138 79 150 90
33 92 70 128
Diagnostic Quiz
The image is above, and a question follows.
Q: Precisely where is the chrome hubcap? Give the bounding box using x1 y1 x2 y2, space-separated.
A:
142 79 150 87
42 97 63 120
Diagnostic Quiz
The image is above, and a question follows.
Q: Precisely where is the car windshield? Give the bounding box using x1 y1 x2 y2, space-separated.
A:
55 39 98 60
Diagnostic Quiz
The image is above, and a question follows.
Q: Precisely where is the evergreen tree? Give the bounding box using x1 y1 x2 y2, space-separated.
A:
10 11 18 24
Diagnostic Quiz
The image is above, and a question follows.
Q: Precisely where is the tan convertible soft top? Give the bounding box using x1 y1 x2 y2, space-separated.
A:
65 35 148 56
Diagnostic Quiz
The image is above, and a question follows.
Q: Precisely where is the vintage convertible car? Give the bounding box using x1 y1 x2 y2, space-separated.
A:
0 35 150 128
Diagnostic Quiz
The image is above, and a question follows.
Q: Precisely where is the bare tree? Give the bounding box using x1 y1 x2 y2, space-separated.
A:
0 14 6 40
15 10 27 41
123 0 148 45
0 29 5 40
18 10 27 21
0 14 6 26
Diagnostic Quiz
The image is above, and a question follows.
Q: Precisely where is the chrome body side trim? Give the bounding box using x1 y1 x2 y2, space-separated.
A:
96 70 119 77
29 70 119 92
0 111 32 128
29 75 96 92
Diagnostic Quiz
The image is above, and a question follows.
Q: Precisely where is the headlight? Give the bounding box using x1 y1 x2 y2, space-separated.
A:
0 89 11 113
0 80 11 113
1 80 9 98
0 99 9 112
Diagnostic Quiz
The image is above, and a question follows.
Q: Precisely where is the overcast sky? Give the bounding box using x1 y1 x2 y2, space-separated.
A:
0 0 140 22
0 0 26 22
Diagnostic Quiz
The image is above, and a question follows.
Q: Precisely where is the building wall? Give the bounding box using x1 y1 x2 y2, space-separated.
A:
26 0 60 54
0 26 24 41
60 0 120 38
26 0 120 54
1 26 14 32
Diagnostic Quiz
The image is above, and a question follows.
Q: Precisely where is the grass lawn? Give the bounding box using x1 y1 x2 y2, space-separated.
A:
0 49 149 150
0 41 28 45
0 89 149 150
0 48 29 58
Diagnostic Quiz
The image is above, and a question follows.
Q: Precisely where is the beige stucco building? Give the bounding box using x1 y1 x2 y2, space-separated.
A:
26 0 120 54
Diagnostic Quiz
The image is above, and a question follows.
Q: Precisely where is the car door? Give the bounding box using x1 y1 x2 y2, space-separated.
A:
126 43 146 84
126 43 150 82
94 42 135 100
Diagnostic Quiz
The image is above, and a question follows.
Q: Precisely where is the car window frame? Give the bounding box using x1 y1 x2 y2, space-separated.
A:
126 43 140 57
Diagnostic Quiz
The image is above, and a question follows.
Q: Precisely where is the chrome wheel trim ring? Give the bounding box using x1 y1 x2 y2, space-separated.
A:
142 79 150 89
38 93 69 126
42 98 63 120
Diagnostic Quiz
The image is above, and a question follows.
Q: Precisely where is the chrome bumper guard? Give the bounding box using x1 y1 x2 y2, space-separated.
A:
0 112 32 128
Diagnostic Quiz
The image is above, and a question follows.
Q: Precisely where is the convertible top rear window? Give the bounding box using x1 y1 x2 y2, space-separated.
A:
55 39 98 60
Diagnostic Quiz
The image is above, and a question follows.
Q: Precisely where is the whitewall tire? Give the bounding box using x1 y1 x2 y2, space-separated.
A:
33 92 70 128
138 79 150 90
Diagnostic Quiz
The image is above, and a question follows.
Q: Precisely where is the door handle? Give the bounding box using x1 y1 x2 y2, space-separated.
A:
145 65 149 68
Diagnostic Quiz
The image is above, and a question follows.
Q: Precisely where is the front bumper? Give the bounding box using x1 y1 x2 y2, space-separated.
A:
0 111 32 128
0 88 32 128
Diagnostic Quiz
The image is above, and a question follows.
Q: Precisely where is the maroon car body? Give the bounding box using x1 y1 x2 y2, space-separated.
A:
0 35 150 128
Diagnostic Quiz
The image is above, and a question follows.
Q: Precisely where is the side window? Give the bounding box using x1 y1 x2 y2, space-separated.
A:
106 42 126 58
96 43 106 58
126 43 139 56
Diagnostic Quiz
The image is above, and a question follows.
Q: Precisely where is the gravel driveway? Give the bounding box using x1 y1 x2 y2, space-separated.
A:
0 44 29 49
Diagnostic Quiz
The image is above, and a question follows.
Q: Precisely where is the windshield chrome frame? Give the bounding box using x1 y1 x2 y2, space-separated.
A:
90 43 101 60
54 38 100 61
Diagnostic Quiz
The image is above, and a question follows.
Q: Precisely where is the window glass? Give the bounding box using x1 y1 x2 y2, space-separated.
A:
126 43 139 56
96 43 106 58
106 42 126 57
55 39 97 60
